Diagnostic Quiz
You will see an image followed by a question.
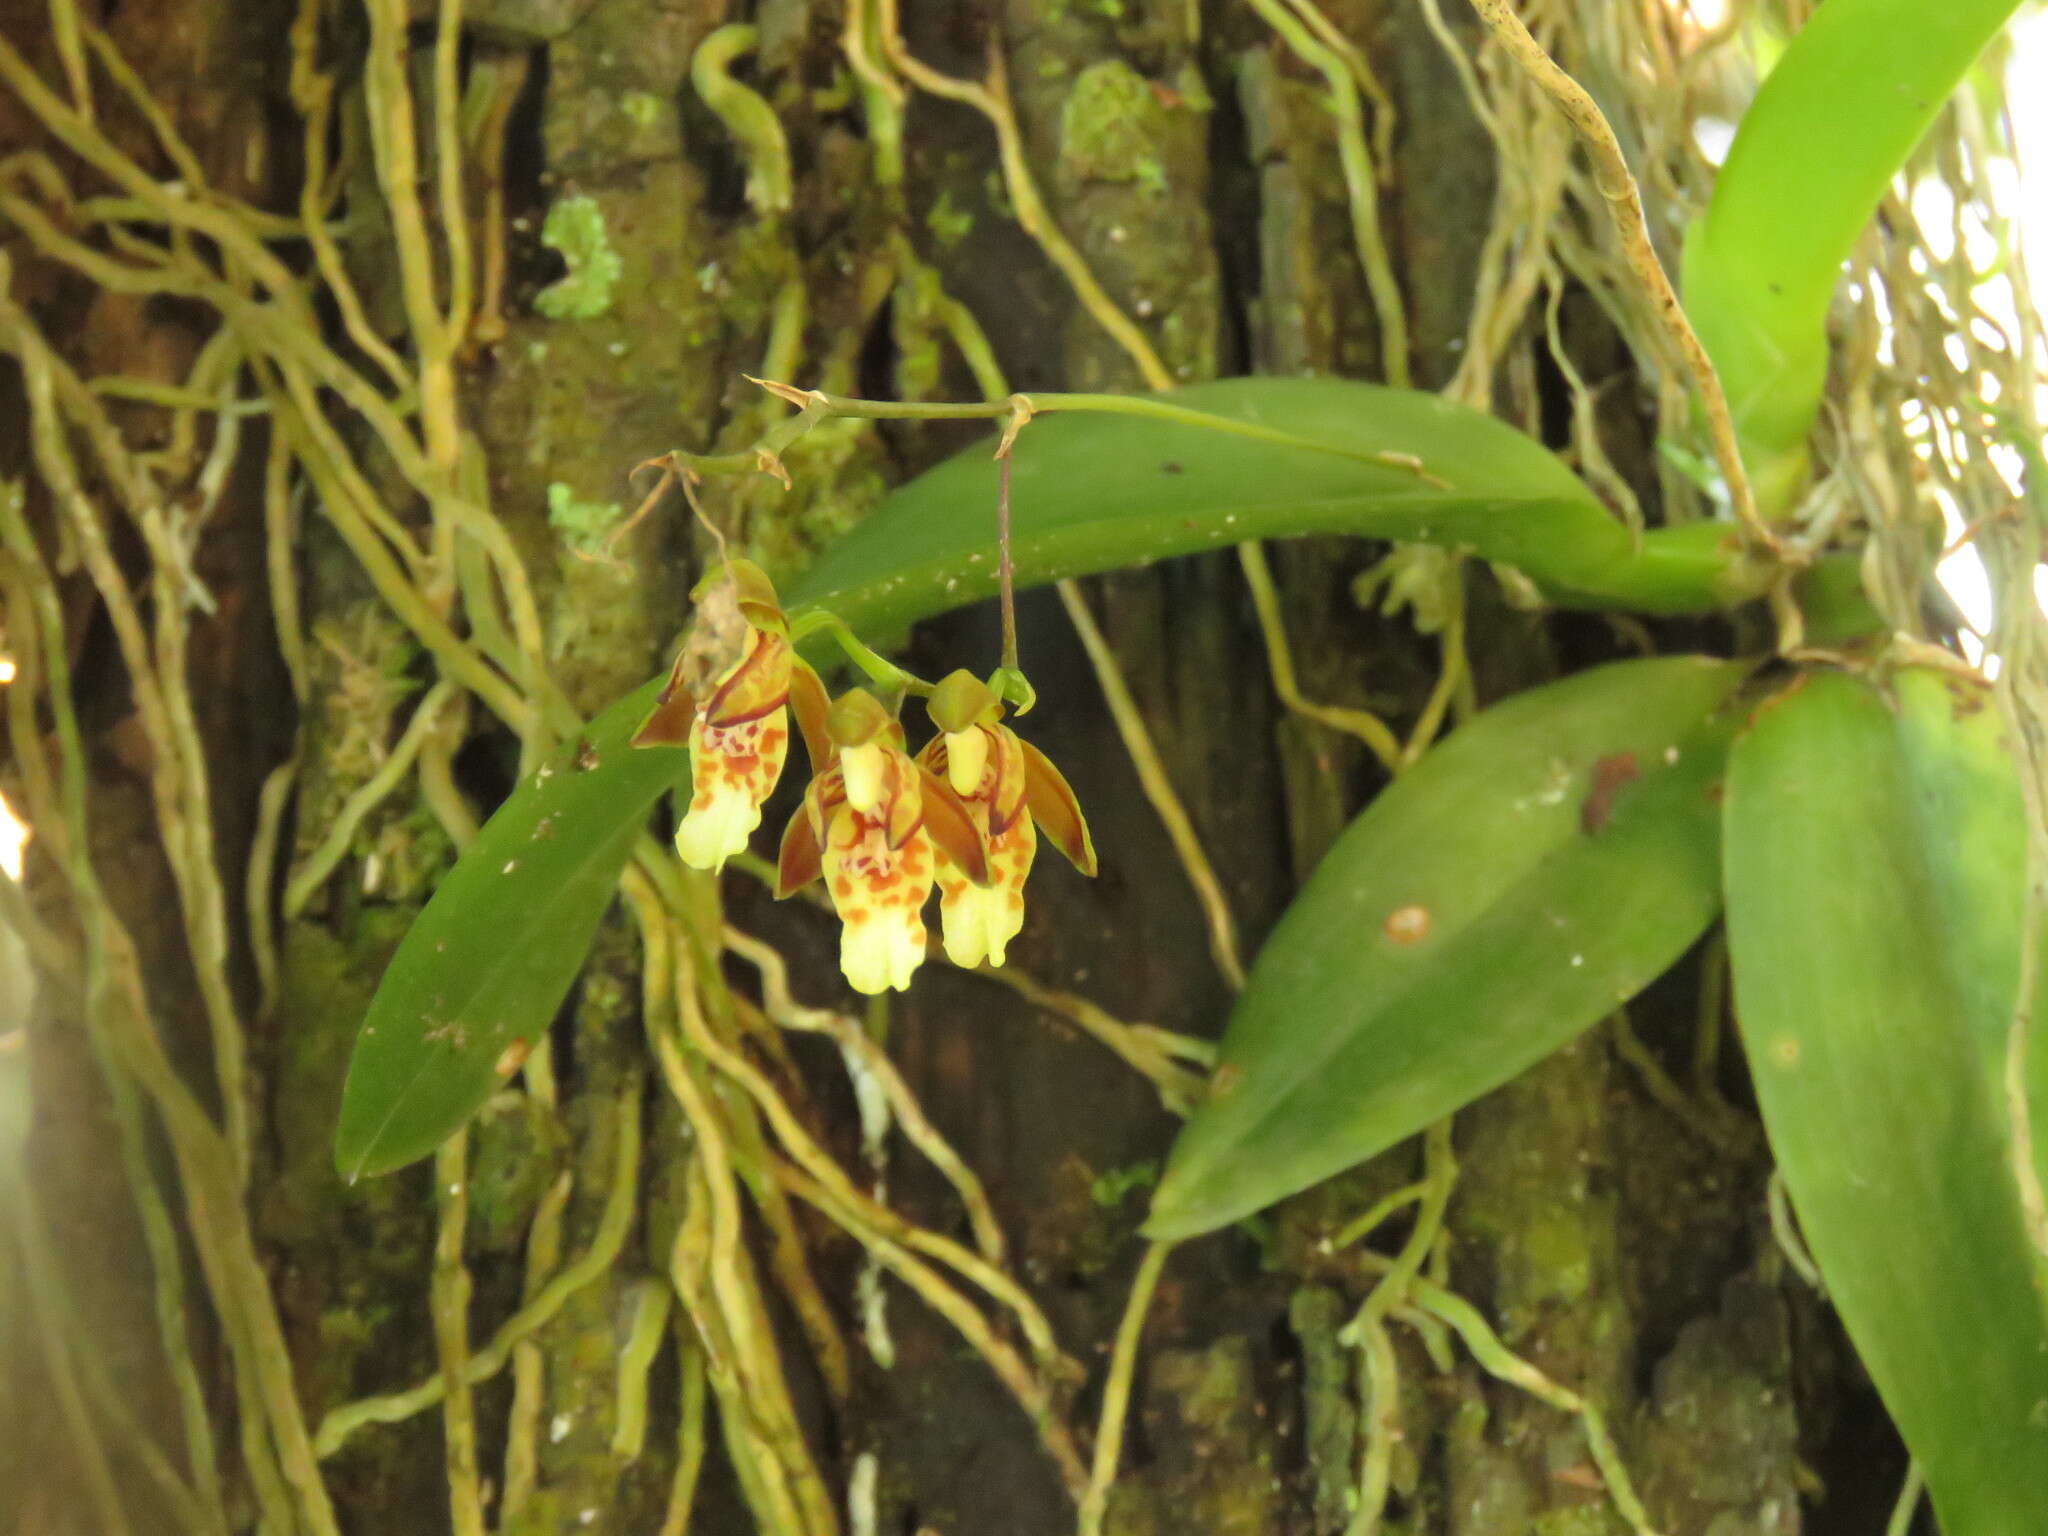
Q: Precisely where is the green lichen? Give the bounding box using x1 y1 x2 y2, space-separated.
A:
466 1092 566 1254
1089 1159 1159 1208
619 90 661 128
1531 1506 1624 1536
925 188 975 249
547 481 623 555
1290 1287 1360 1531
1104 1341 1286 1536
1171 62 1215 115
1518 1208 1596 1310
533 195 622 320
1059 60 1172 189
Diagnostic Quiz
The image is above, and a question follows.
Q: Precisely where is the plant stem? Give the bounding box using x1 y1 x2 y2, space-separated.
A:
788 609 937 695
668 380 1455 482
997 447 1019 674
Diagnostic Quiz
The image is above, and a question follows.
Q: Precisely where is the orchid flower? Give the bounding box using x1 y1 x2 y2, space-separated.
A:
776 689 989 995
632 560 828 873
915 670 1096 969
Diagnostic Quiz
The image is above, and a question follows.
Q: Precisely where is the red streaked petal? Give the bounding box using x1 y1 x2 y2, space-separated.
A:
804 768 845 845
882 749 924 849
1021 738 1096 876
776 807 823 896
988 725 1028 834
919 766 991 886
704 630 793 727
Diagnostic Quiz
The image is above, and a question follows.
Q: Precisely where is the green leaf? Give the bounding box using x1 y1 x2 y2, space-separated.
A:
785 377 1777 630
1722 666 2048 1531
1146 655 1751 1240
333 677 682 1179
1683 0 2021 512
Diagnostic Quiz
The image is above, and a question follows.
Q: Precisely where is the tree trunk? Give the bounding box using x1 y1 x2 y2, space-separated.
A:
0 2 1913 1535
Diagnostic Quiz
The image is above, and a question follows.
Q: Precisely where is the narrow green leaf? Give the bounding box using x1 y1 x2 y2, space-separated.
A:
1722 667 2048 1532
785 377 1776 629
333 677 681 1179
1683 0 2021 511
1146 655 1750 1240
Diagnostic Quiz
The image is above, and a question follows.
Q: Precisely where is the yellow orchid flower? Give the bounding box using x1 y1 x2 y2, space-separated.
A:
633 560 829 873
776 689 989 995
916 670 1096 969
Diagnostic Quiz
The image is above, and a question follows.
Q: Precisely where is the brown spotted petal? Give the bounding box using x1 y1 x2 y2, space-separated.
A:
920 723 1026 833
986 724 1028 835
631 638 701 749
920 724 1034 967
671 628 794 871
778 767 846 898
820 778 936 995
1021 738 1096 877
936 813 1035 969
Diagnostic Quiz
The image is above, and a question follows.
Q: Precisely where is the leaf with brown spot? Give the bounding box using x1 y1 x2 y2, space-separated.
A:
1148 656 1751 1239
1579 751 1641 835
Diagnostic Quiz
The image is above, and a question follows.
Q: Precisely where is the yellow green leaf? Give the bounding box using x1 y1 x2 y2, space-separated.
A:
1722 666 2048 1531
